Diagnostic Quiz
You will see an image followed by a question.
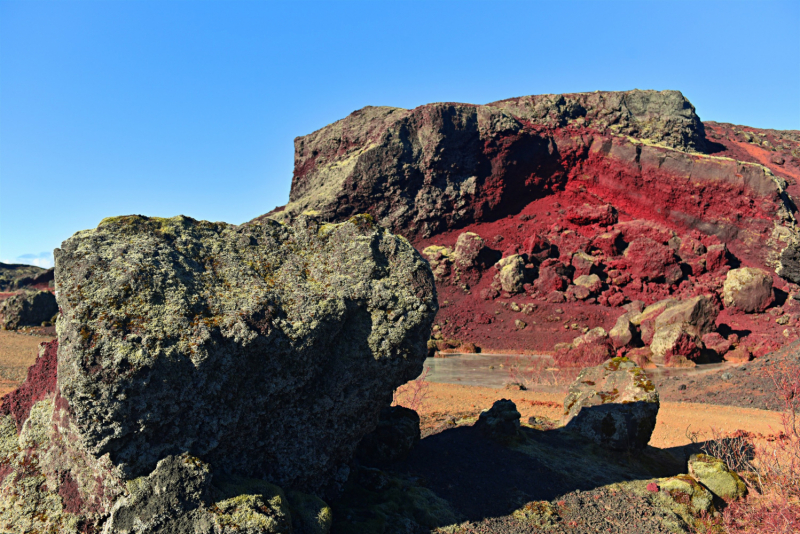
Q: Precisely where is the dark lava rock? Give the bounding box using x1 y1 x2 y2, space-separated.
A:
779 241 800 284
474 398 522 441
0 213 436 532
0 289 58 329
562 357 659 450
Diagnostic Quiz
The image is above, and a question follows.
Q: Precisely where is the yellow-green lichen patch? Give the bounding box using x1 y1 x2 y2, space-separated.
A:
0 416 18 458
18 399 54 450
211 474 293 533
287 490 332 534
0 460 81 534
212 493 292 534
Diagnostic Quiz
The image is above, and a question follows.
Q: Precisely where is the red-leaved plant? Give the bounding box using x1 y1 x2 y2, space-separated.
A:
392 366 430 412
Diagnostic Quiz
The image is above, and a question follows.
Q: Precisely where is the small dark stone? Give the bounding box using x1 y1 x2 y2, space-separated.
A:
475 399 522 440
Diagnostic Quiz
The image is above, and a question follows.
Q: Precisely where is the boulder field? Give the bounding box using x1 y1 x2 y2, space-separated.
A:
260 89 800 357
0 214 437 533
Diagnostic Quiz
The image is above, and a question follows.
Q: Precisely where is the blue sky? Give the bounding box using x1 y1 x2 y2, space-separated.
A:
2 0 798 269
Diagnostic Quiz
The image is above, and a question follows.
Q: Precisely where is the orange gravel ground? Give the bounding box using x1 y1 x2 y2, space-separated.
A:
418 382 784 448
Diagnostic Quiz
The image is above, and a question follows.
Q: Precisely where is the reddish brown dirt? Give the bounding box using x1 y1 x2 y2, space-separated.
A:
703 121 800 196
1 338 58 430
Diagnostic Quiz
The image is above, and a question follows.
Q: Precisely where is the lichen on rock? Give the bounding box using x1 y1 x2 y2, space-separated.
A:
562 357 659 450
0 213 437 533
54 214 436 492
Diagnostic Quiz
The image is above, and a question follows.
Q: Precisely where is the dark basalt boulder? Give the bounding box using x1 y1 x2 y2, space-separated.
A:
474 398 522 441
0 213 436 532
0 289 58 329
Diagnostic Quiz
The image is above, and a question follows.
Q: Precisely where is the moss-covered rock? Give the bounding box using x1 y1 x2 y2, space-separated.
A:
562 357 659 450
330 467 460 534
287 490 333 534
0 214 435 533
54 214 436 492
659 475 715 518
687 453 747 501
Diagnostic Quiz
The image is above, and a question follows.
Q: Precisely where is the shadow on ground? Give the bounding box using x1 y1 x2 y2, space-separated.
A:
330 422 709 533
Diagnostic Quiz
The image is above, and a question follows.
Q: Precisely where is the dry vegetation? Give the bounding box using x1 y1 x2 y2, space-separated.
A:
686 360 800 533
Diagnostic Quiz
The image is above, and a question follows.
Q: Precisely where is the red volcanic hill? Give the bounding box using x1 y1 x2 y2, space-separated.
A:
256 90 800 359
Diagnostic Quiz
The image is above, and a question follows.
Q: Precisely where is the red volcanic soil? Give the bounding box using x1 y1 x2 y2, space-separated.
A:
703 121 800 188
417 190 800 354
0 339 58 430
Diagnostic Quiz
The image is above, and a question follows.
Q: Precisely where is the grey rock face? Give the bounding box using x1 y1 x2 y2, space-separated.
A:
562 358 659 450
54 214 437 493
0 289 58 329
103 454 218 534
103 454 310 534
778 241 800 284
653 295 718 338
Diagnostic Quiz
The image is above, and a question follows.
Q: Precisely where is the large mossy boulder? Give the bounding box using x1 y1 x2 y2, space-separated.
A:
562 357 659 450
0 214 437 533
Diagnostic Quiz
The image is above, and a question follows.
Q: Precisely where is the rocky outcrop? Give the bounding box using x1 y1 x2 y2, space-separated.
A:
562 357 659 450
0 263 50 291
0 214 436 532
265 91 795 270
555 327 615 366
254 89 800 359
0 289 58 329
603 295 720 367
266 90 718 236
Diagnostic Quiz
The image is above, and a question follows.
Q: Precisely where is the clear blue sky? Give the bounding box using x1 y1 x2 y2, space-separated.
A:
2 0 798 268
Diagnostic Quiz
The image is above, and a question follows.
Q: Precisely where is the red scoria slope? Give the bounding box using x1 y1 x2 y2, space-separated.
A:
258 90 800 358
